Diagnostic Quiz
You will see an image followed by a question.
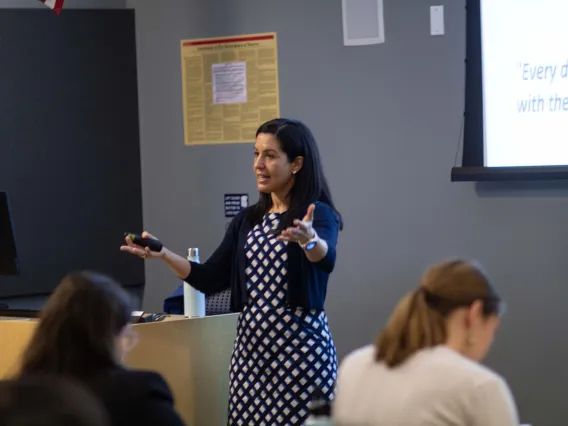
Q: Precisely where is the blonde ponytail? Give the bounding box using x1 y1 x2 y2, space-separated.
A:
375 258 503 368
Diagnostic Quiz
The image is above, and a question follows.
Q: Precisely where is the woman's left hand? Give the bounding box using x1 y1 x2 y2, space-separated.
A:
278 204 316 245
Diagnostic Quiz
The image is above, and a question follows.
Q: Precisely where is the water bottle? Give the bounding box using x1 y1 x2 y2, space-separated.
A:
183 248 205 317
303 388 333 426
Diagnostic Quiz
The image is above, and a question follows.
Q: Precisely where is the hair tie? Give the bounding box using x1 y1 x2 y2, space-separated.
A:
417 287 441 306
417 287 428 296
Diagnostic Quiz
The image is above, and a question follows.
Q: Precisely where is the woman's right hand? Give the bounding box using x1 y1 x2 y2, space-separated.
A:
120 231 165 260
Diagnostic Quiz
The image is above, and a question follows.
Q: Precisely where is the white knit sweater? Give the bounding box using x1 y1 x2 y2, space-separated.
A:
333 345 519 426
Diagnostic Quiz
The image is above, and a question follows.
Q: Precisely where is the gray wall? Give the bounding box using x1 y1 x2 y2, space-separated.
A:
143 0 567 425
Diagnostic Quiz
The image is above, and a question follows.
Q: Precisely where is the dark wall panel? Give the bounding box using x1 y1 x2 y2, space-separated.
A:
0 9 143 296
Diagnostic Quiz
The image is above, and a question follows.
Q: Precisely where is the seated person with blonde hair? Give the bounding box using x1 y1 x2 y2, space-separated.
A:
333 259 519 426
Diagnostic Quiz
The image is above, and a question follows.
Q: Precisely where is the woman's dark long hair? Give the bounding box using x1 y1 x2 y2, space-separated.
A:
19 271 132 379
251 118 343 231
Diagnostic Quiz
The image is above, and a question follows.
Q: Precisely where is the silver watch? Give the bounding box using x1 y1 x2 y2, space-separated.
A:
300 230 319 251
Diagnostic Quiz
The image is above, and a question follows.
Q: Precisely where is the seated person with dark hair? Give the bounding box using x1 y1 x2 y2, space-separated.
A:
17 271 186 426
0 376 107 426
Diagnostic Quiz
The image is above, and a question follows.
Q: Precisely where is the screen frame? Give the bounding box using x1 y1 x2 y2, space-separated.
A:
451 0 568 182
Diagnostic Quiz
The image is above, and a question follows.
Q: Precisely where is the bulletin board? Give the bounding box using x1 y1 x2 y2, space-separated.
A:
180 32 280 145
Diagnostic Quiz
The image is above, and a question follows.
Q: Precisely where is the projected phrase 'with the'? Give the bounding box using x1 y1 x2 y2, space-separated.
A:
517 61 568 113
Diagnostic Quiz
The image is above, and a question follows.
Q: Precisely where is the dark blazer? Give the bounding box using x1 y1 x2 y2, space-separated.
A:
181 201 340 312
85 368 185 426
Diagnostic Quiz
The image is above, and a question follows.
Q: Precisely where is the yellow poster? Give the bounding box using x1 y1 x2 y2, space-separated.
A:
180 32 280 145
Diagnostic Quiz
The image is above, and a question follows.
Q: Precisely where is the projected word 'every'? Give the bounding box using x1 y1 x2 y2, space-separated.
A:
517 61 568 113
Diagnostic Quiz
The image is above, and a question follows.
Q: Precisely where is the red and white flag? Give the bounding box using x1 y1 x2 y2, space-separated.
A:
38 0 64 15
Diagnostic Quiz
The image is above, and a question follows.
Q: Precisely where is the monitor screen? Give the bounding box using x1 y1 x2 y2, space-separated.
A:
0 192 19 276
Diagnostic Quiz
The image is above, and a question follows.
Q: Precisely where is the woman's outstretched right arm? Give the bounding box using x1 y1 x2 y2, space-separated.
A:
120 232 190 278
120 208 247 293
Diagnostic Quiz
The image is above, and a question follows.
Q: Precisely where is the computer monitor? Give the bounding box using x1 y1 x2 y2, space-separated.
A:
0 191 19 276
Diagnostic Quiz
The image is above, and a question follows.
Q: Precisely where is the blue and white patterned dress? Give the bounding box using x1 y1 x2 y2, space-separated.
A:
227 212 337 425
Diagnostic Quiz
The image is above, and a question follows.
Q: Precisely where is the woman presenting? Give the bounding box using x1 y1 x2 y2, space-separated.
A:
121 118 343 425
